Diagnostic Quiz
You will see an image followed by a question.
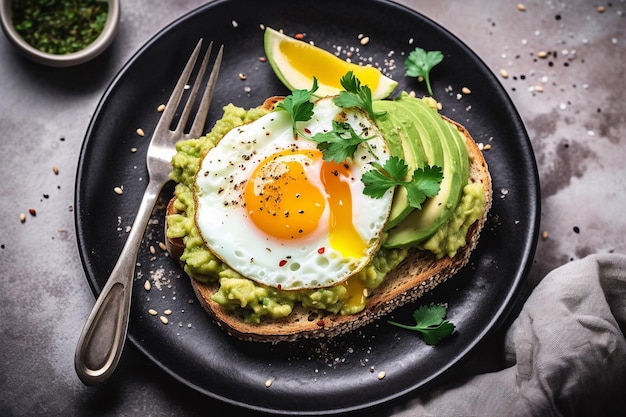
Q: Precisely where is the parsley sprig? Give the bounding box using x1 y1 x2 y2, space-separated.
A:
388 303 455 346
333 71 384 119
309 121 373 163
405 47 444 96
276 77 319 137
362 156 443 209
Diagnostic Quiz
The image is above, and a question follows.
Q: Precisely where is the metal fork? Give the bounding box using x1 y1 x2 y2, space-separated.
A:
74 40 223 385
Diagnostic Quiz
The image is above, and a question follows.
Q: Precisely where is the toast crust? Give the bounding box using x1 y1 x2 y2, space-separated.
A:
165 102 492 343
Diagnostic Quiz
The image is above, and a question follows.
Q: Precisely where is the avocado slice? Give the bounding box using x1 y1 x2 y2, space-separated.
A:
382 94 469 248
373 100 428 228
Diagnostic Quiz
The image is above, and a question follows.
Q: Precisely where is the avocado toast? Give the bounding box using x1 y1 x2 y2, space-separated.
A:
165 92 492 343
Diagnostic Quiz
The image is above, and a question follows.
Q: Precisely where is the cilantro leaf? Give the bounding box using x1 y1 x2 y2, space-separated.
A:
309 121 372 163
333 71 384 119
388 303 455 346
361 156 443 209
276 77 319 136
405 48 444 96
406 165 444 209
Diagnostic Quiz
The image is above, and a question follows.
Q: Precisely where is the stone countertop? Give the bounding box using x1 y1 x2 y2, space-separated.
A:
1 1 624 416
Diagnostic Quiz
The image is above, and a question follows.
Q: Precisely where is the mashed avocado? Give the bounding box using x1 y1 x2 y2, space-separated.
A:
167 102 485 323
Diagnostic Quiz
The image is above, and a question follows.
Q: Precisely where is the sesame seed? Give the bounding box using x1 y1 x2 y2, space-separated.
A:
52 165 59 175
158 241 167 251
500 69 509 78
360 36 370 45
537 51 548 59
517 3 526 11
461 86 471 94
114 186 124 195
19 213 26 223
149 245 156 255
160 316 169 325
136 128 145 137
596 5 605 13
265 379 273 388
164 309 172 315
144 280 151 291
377 371 386 380
541 230 549 240
239 73 247 80
157 104 166 112
148 309 158 316
534 85 544 93
130 147 137 153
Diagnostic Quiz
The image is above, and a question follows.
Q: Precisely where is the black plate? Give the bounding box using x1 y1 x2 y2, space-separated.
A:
75 0 539 414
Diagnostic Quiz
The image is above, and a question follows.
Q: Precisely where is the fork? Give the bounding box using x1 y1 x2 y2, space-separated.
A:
74 40 223 385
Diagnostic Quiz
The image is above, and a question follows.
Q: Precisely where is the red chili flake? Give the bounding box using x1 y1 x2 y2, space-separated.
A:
316 320 325 327
295 33 305 40
303 127 311 134
317 247 325 254
279 259 288 267
259 56 267 62
277 284 282 290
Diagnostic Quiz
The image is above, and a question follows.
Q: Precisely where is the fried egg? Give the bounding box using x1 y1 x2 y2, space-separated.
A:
194 97 393 290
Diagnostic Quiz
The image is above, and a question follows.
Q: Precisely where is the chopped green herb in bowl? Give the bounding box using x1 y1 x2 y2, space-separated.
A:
0 0 120 67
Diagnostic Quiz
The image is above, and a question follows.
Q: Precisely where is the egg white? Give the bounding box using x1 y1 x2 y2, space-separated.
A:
194 97 393 290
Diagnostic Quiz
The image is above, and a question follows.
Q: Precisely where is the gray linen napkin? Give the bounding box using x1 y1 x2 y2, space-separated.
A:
392 253 626 417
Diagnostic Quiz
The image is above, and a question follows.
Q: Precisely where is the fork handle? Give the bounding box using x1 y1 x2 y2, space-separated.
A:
74 179 163 385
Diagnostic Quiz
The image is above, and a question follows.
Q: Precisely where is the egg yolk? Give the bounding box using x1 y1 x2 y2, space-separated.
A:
243 148 367 258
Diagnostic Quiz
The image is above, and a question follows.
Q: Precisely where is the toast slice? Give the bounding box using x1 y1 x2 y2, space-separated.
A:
165 110 492 343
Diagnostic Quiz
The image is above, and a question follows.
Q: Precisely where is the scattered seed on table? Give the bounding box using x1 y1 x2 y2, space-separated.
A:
160 316 169 325
136 128 145 137
164 309 172 315
461 86 471 94
258 56 267 62
517 3 526 11
596 5 605 13
377 371 386 380
534 85 544 93
265 379 273 388
360 36 370 45
542 230 549 240
144 280 151 291
130 147 137 153
483 143 492 151
537 51 548 59
157 104 166 112
158 241 167 251
19 213 26 223
52 165 59 175
114 186 124 195
148 309 158 316
239 73 247 80
500 69 509 78
149 245 156 255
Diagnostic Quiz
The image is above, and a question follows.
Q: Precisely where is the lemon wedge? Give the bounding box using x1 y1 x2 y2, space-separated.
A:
264 27 397 99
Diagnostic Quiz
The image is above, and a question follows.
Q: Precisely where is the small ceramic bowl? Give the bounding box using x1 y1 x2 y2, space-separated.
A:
0 0 120 67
